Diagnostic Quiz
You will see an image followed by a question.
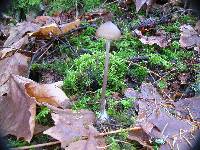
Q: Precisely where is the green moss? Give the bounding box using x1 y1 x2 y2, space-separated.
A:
157 80 168 89
8 138 29 148
63 52 127 95
149 53 172 69
36 106 51 125
128 65 148 82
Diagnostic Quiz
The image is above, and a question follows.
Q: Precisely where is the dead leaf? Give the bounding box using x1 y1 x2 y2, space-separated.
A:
179 24 200 49
128 127 152 149
134 29 170 47
33 16 61 25
0 75 36 142
173 97 200 121
28 19 81 39
66 127 99 150
25 82 71 108
0 53 30 96
124 82 163 101
0 35 29 58
44 109 96 148
135 0 156 12
3 22 40 47
34 123 50 135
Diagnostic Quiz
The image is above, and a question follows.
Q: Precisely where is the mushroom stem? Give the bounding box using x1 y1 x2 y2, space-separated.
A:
100 39 111 115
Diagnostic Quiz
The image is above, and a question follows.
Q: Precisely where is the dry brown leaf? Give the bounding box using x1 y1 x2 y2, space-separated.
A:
135 0 155 12
33 16 61 25
124 82 163 100
179 24 200 49
3 22 40 47
128 127 152 149
66 127 99 150
25 82 71 108
125 83 198 149
0 75 36 142
0 53 30 96
44 109 96 148
134 29 170 47
28 19 81 39
34 123 50 135
173 97 200 121
0 35 29 58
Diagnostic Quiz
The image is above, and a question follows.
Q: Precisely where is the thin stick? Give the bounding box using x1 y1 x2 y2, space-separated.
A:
98 126 142 137
10 141 60 150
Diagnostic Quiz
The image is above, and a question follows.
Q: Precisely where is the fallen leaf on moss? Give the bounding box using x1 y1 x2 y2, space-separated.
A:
134 29 170 47
29 19 81 39
26 81 71 108
0 53 30 96
44 109 96 148
179 24 200 49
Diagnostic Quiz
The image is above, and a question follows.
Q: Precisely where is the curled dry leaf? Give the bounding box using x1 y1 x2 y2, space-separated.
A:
44 109 96 148
134 29 170 47
0 75 36 142
179 24 200 49
26 81 71 108
0 74 70 142
28 19 81 39
0 53 30 96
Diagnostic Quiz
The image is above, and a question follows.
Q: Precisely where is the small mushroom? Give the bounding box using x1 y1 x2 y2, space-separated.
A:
96 21 121 122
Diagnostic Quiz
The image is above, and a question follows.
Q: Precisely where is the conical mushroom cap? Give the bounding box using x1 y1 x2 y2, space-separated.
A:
96 21 121 40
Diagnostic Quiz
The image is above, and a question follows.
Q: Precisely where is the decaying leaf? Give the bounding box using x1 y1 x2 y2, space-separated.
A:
28 19 81 39
135 0 155 12
173 97 200 121
4 22 40 47
0 35 29 59
66 127 101 150
134 29 170 47
0 53 30 96
25 81 71 108
0 75 36 142
125 83 199 149
179 24 200 49
44 109 96 148
0 74 71 141
124 82 163 101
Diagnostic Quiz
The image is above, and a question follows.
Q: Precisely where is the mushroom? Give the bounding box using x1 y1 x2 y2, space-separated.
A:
96 21 121 122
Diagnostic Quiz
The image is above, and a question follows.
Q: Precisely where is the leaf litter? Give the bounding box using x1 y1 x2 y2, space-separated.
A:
0 0 200 149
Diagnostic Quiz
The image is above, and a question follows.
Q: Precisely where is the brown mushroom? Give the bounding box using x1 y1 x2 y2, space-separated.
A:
96 21 121 122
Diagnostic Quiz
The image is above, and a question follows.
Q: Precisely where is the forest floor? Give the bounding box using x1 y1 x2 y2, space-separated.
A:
1 0 200 150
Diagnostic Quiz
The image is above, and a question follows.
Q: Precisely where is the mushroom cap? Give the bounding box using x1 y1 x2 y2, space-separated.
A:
96 21 121 40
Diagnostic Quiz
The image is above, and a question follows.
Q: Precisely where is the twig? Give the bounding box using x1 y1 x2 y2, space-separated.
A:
10 141 60 150
97 126 142 137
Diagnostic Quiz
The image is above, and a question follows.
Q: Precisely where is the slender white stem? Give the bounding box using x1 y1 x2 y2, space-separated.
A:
100 40 111 118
